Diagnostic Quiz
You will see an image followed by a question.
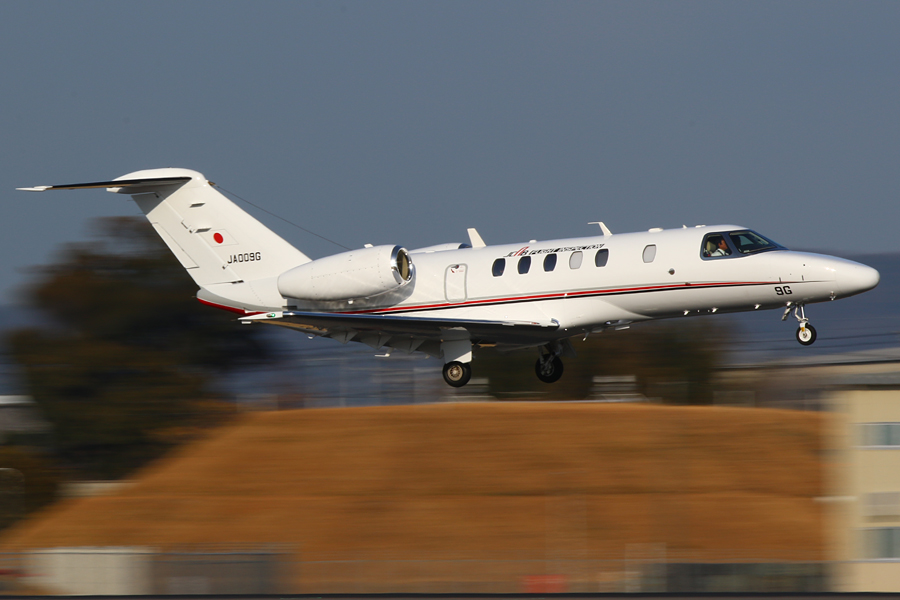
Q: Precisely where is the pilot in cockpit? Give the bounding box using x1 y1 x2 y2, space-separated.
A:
705 235 732 257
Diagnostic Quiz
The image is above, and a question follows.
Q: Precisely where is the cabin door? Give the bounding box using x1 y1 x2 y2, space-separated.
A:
444 264 468 302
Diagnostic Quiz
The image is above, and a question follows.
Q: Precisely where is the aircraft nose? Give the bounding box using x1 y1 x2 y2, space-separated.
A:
836 260 880 298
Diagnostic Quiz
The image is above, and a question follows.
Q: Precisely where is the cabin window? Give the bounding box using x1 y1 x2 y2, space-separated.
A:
543 253 557 272
492 258 505 277
594 249 609 267
569 251 583 269
518 256 531 274
642 245 656 263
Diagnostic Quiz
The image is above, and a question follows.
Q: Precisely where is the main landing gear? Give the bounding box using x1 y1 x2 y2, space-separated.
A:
440 341 569 388
535 344 565 383
783 302 817 346
442 361 472 387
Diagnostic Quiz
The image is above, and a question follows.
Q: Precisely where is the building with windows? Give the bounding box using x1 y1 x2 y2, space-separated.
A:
717 349 900 592
827 372 900 591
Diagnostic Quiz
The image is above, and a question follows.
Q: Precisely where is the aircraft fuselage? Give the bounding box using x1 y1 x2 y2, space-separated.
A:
292 225 877 344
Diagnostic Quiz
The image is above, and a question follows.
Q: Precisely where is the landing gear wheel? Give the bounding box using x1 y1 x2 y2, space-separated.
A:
535 356 564 383
796 324 817 346
442 361 472 387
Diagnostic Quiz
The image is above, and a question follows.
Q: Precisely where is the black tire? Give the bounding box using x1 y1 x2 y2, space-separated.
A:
442 361 472 387
796 324 817 346
535 356 564 383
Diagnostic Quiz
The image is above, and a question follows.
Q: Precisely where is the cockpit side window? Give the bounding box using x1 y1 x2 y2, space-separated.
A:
701 233 733 259
728 230 784 254
702 230 786 259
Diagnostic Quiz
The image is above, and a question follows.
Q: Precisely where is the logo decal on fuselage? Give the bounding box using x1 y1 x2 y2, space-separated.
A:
502 243 604 258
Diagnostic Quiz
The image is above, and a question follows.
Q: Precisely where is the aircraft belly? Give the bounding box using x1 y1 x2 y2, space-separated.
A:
602 282 762 318
552 297 644 331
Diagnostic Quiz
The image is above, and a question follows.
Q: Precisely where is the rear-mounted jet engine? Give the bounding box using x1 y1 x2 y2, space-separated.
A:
277 245 413 301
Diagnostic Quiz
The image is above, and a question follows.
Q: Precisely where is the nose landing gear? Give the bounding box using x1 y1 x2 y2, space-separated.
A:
796 325 817 345
783 302 817 346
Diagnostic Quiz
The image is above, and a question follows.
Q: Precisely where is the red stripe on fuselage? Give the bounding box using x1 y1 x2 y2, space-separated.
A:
335 280 786 316
195 280 802 320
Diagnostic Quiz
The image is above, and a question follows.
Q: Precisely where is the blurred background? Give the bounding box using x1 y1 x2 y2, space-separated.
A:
2 0 900 594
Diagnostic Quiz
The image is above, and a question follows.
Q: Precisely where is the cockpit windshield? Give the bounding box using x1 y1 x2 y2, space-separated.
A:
728 230 785 254
701 230 785 259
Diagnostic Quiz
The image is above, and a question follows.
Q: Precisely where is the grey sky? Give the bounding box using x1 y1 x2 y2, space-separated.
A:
3 1 899 303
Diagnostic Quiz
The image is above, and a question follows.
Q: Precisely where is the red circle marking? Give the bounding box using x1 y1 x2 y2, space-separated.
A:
213 233 224 244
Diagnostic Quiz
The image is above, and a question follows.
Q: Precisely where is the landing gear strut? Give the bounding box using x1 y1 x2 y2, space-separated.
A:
535 344 565 383
442 361 472 387
783 303 817 346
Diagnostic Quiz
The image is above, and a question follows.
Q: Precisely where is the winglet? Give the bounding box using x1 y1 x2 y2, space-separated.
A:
588 221 613 236
467 228 486 248
16 186 52 192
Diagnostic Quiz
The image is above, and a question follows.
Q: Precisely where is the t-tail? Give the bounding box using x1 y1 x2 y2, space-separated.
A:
19 168 310 312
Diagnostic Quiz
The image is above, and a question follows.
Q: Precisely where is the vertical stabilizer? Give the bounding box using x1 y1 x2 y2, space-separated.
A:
20 168 312 312
111 169 310 287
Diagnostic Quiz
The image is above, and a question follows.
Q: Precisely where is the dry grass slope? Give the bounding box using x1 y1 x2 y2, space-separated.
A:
0 403 828 566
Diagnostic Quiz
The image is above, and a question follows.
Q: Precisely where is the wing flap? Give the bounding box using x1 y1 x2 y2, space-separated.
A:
239 310 559 343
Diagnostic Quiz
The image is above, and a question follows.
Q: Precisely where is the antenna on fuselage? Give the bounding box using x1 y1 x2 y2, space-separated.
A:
588 222 612 236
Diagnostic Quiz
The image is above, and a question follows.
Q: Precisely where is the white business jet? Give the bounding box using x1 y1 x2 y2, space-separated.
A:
20 168 880 387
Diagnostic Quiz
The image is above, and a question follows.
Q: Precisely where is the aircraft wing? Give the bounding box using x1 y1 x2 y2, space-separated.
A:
240 310 560 349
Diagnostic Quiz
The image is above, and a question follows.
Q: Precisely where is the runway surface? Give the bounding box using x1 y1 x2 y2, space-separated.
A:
19 594 900 600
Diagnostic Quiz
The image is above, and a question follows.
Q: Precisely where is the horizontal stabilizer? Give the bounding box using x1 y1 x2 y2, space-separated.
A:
17 176 192 192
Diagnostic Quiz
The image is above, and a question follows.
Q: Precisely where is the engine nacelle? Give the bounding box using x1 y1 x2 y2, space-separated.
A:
277 245 414 301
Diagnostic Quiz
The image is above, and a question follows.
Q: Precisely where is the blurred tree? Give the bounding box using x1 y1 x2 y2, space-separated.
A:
6 217 270 479
0 447 59 531
478 319 728 403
